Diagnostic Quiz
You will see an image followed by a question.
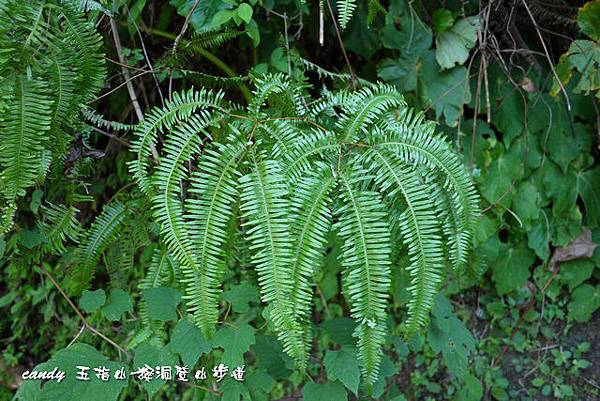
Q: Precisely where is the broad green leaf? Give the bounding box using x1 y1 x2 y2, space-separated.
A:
14 344 128 401
435 17 479 70
221 378 249 401
491 243 535 295
167 319 211 367
380 12 432 55
253 335 293 379
427 295 475 379
320 317 357 345
479 144 523 208
236 3 253 24
19 228 45 249
101 289 132 321
453 374 484 401
542 162 578 215
377 55 419 92
527 218 551 261
432 9 454 34
324 346 361 395
211 9 234 27
578 0 600 41
170 0 231 32
512 181 540 231
133 342 177 397
79 289 106 313
247 370 275 401
222 282 259 313
343 6 381 59
302 381 347 401
142 287 182 322
559 260 595 292
577 166 600 228
213 324 256 367
568 284 600 322
420 51 471 126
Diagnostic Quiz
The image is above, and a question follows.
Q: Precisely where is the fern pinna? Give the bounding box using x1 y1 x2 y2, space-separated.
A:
130 75 479 384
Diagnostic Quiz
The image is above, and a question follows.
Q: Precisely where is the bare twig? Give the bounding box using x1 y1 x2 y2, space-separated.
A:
520 0 571 111
109 18 145 122
37 265 131 358
169 0 201 100
323 0 357 89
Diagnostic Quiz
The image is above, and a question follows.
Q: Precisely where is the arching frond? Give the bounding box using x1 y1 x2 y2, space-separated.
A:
129 88 225 194
185 131 246 338
335 168 392 384
68 202 128 294
0 76 53 202
337 0 357 29
337 83 406 140
239 153 302 358
287 164 335 367
281 128 339 182
82 107 133 131
363 148 444 336
59 3 106 102
370 118 479 271
249 73 305 116
149 112 218 334
38 203 81 254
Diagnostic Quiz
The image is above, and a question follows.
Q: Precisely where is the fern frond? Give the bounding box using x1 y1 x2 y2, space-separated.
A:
335 168 392 384
59 3 106 102
249 73 305 116
129 88 225 194
288 164 335 367
337 83 406 140
38 203 81 254
68 201 128 294
337 0 357 29
363 148 444 337
239 153 302 358
185 131 246 337
371 117 480 271
150 111 223 337
183 28 245 51
82 107 133 131
0 76 53 202
281 129 339 182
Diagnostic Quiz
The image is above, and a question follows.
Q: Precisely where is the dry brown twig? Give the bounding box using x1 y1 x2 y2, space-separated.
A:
37 265 131 359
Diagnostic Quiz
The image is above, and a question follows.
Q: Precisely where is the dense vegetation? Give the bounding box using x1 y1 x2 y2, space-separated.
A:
1 0 599 400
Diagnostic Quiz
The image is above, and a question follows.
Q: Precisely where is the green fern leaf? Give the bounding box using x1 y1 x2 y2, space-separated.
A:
363 148 444 337
335 168 392 384
288 164 335 367
129 88 225 194
239 153 303 358
0 76 53 202
185 131 246 337
337 0 357 29
68 202 128 295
